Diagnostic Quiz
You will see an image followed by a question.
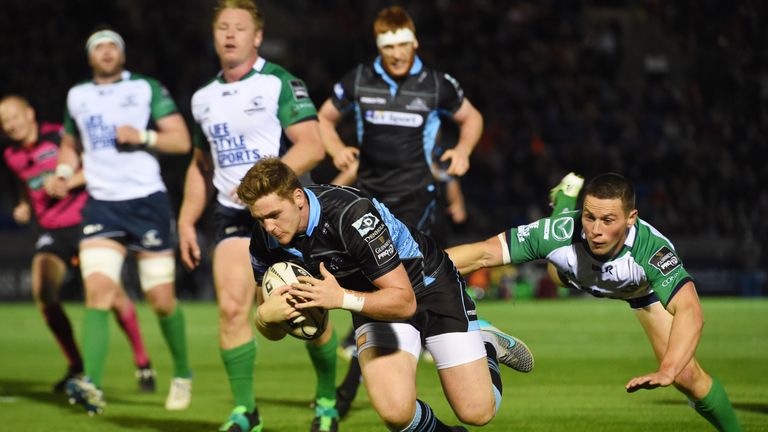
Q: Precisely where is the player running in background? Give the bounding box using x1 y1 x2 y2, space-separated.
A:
176 1 334 430
1 95 156 393
317 7 484 412
48 28 192 414
238 158 533 432
447 172 742 432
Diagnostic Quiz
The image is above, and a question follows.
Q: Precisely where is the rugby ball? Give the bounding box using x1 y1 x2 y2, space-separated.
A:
261 262 328 341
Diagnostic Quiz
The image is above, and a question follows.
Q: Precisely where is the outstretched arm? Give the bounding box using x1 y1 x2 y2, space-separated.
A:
446 233 506 275
626 281 703 392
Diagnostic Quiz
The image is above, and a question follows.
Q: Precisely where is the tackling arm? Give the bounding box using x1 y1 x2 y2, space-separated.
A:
446 233 506 275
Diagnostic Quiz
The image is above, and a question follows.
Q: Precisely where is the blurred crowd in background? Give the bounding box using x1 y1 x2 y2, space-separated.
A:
1 0 765 297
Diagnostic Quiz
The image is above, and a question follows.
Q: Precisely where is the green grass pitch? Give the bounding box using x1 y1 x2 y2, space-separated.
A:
0 298 766 431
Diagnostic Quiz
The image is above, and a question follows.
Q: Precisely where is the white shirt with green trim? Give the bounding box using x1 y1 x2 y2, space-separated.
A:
64 70 178 201
191 57 317 209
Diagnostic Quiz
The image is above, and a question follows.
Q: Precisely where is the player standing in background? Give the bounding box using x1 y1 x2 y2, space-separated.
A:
1 95 156 394
447 173 742 432
317 7 484 412
239 158 533 432
176 1 335 430
48 28 192 414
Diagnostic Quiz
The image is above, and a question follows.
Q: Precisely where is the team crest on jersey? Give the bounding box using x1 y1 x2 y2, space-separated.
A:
405 97 429 112
290 80 309 100
649 246 680 275
244 96 265 115
352 213 380 237
551 217 574 241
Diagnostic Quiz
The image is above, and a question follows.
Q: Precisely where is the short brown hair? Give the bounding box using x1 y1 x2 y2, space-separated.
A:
237 157 301 205
213 0 264 31
584 173 636 214
373 6 416 38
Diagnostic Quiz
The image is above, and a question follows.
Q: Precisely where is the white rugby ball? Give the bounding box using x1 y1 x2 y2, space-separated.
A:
261 261 328 341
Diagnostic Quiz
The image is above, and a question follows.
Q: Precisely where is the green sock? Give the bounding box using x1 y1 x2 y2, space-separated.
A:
221 340 257 412
83 308 110 387
551 191 578 216
690 377 742 432
158 306 191 378
306 330 338 401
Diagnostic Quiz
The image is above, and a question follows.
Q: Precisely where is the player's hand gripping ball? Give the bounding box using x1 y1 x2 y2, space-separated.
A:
261 262 328 340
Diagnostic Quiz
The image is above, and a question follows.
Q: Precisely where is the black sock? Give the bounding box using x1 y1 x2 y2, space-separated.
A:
339 355 362 394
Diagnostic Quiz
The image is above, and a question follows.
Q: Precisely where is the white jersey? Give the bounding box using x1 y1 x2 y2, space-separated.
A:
191 57 317 209
64 70 178 201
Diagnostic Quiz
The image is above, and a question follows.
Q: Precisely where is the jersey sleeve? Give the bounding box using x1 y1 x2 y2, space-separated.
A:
63 102 79 137
504 213 579 264
249 226 273 286
639 238 693 307
338 198 401 282
276 73 318 128
329 68 358 115
146 78 179 120
436 72 465 116
191 122 209 150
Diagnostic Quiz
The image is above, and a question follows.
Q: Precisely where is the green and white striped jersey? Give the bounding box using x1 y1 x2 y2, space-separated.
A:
501 211 692 307
191 57 317 209
64 70 178 201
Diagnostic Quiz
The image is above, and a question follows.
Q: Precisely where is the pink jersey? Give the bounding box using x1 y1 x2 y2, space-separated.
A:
3 123 88 229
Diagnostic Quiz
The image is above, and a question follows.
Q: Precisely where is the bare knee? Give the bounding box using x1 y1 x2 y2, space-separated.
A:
218 294 249 327
454 399 496 426
377 401 416 430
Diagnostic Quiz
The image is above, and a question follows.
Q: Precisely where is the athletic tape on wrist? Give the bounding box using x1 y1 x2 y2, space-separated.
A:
55 164 75 179
139 130 158 147
342 291 365 312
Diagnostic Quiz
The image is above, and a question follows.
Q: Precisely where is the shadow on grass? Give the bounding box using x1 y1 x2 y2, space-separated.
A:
0 378 67 407
255 394 373 418
106 415 219 432
655 399 768 415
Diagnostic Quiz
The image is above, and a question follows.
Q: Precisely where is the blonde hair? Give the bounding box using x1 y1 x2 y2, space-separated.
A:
237 157 301 205
213 0 264 31
373 6 416 38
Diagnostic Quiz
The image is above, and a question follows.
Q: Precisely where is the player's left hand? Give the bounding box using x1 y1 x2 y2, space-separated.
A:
440 147 470 176
625 371 675 392
290 262 344 310
115 125 143 146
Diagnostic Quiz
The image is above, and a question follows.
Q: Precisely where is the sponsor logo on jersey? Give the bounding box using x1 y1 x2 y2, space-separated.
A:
244 96 265 115
207 122 256 167
443 73 464 99
352 212 380 237
85 115 116 151
83 224 104 235
368 233 396 266
516 220 539 242
648 246 681 275
405 97 429 112
36 148 58 163
551 217 574 241
119 94 138 108
360 96 387 105
290 80 309 100
364 110 423 127
141 229 163 248
222 90 239 97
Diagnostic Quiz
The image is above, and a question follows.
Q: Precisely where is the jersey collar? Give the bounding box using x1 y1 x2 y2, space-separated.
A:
373 55 423 96
304 187 321 237
93 70 130 85
216 57 266 83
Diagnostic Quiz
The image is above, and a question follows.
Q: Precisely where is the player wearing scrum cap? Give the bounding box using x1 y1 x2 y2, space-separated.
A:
317 6 484 415
49 27 193 414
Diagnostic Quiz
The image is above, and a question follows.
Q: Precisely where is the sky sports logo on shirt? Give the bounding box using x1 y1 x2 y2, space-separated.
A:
365 110 423 127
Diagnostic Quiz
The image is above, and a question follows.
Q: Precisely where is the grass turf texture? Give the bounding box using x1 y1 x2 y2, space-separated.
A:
0 298 765 431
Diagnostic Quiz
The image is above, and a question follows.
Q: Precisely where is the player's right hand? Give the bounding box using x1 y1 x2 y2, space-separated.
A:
259 285 301 323
43 175 69 199
333 147 360 171
178 223 201 270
